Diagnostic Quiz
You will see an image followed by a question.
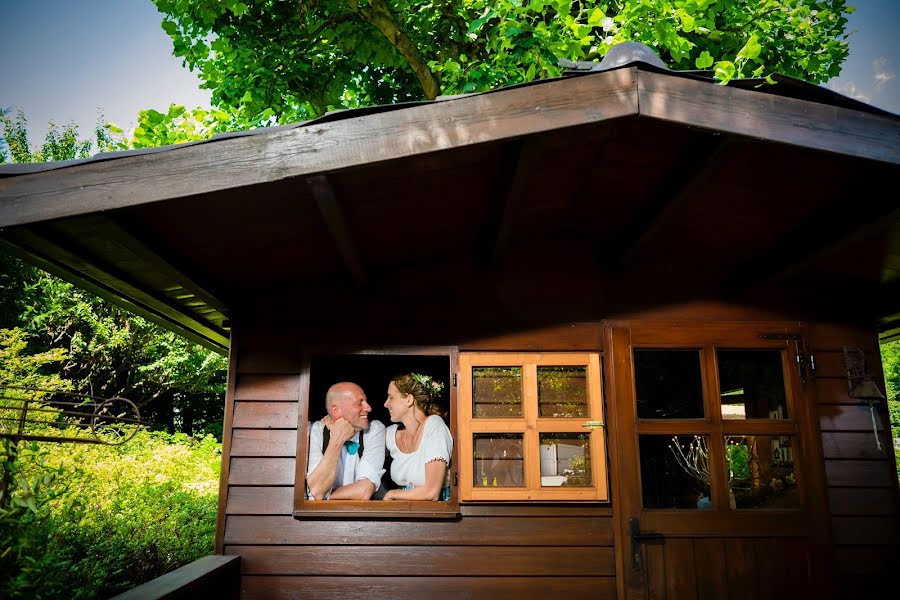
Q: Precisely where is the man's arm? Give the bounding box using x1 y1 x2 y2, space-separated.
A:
331 421 386 500
306 418 354 500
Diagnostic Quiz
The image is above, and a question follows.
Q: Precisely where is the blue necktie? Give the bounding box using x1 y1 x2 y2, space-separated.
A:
344 440 360 455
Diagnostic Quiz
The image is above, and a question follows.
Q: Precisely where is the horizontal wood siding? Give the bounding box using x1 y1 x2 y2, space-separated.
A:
809 323 900 595
240 576 617 600
221 333 617 599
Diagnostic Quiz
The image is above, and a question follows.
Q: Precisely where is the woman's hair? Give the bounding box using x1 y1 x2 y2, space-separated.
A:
392 373 446 417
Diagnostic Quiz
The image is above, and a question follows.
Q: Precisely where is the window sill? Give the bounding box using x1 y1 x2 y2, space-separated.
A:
293 500 460 520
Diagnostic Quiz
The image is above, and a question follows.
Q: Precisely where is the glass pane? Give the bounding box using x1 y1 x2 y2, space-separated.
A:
726 435 799 509
538 366 589 417
473 367 522 417
539 433 592 487
639 435 712 509
474 434 524 487
634 349 704 419
718 350 789 420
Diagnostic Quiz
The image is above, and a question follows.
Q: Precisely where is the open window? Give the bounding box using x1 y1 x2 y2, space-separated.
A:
458 352 609 501
293 347 459 518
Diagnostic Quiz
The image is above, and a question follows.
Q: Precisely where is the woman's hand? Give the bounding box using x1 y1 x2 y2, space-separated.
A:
383 490 398 501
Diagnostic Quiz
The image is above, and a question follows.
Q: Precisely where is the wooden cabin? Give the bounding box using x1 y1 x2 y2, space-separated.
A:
2 44 899 599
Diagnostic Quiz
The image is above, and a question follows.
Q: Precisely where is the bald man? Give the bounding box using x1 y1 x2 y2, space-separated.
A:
306 382 386 500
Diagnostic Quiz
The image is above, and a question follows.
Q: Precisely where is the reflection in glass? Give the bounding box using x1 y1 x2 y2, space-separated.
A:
538 366 589 417
639 435 712 509
634 350 704 419
718 350 789 420
473 367 522 417
726 435 799 509
539 433 592 487
474 433 524 487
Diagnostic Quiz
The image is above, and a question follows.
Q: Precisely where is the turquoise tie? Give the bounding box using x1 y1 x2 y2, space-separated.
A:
344 440 360 455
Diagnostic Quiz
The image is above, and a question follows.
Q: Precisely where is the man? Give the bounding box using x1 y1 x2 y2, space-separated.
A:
306 381 386 500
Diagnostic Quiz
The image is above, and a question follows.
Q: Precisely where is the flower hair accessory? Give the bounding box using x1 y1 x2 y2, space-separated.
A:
411 373 444 401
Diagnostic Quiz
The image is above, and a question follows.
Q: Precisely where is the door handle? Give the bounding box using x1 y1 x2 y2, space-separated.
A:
629 517 664 572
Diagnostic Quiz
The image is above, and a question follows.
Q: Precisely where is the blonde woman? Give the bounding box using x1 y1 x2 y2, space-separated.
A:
382 373 452 501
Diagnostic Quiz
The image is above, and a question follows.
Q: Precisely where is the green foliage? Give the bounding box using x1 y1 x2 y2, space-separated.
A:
3 259 228 438
0 431 220 599
881 340 899 483
0 109 94 164
152 0 854 126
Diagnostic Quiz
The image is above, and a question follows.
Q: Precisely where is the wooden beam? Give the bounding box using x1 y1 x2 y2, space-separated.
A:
0 230 229 352
0 69 640 228
307 174 368 288
602 136 733 269
478 138 543 270
638 70 900 165
101 215 231 316
111 554 240 599
728 184 900 291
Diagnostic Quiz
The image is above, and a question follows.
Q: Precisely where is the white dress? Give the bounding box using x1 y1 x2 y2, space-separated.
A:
386 415 452 500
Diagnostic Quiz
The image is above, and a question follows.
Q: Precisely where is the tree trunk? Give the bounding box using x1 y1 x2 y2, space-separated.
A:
348 0 442 100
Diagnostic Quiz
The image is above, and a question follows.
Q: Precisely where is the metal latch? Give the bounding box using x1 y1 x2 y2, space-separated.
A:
581 420 604 429
629 517 664 571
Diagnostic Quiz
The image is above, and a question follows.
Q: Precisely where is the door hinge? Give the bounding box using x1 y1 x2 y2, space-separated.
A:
453 372 457 387
759 333 815 384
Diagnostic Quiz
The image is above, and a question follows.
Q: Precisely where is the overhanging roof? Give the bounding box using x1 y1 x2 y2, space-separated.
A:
1 64 898 351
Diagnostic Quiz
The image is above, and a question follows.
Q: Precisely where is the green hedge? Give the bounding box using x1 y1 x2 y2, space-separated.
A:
0 430 220 599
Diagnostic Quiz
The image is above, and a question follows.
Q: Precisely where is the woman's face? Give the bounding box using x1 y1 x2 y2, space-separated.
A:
384 381 411 423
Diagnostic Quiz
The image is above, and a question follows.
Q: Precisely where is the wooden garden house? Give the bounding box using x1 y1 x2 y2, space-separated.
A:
2 44 899 598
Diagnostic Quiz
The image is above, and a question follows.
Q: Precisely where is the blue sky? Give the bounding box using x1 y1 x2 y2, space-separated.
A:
1 0 898 146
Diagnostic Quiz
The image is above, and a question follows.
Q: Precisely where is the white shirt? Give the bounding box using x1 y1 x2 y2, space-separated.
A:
307 420 386 499
386 415 452 489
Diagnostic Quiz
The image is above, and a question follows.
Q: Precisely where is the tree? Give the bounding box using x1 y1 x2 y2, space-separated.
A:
153 0 854 126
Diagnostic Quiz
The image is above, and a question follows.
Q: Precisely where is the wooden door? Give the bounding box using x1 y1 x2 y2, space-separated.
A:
604 321 835 600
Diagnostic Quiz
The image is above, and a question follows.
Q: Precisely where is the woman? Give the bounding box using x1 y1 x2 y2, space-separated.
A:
382 373 452 501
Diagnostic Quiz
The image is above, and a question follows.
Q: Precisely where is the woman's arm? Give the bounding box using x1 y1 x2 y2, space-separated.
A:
383 459 447 501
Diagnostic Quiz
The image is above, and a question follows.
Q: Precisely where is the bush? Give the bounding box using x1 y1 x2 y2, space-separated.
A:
0 429 220 599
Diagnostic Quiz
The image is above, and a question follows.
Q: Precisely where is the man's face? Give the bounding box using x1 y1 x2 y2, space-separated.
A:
335 385 372 431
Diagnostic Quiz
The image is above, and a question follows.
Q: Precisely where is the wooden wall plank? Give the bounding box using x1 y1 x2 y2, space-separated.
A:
225 546 616 576
755 538 810 598
232 402 299 429
459 505 612 517
645 543 667 600
807 324 877 350
832 517 900 545
813 350 877 379
827 488 898 516
825 460 895 487
724 538 758 600
835 546 900 575
234 374 302 401
230 429 297 457
693 538 727 600
228 458 295 486
224 515 615 546
819 404 885 431
821 432 890 459
663 538 696 600
459 323 603 351
240 576 618 600
225 486 293 515
814 379 875 405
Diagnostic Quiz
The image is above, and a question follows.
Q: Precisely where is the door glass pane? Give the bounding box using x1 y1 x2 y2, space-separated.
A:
537 366 589 417
473 367 522 417
539 433 592 486
639 435 712 509
717 350 789 419
634 349 704 419
726 435 799 509
474 433 524 487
